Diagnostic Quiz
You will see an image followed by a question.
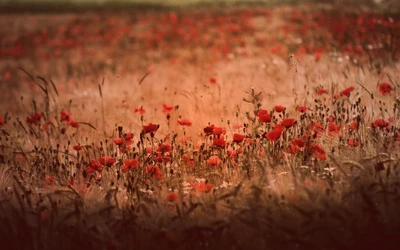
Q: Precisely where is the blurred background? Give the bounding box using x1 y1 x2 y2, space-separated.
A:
0 0 395 8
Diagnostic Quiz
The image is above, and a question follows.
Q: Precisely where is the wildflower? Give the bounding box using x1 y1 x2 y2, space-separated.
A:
204 124 215 135
121 159 139 172
166 192 179 202
274 105 286 113
162 103 174 113
0 116 4 126
212 127 226 135
213 137 227 148
378 82 394 95
98 156 115 167
113 138 124 146
233 133 245 143
281 118 295 128
154 152 171 163
256 109 271 123
297 106 307 113
291 138 305 148
60 110 71 122
209 77 217 84
158 143 172 153
146 165 163 180
73 145 83 151
142 123 159 134
348 138 360 147
346 121 359 132
264 128 283 142
328 122 341 136
26 113 43 125
134 106 146 115
191 182 213 193
372 119 388 128
177 119 192 126
67 119 80 128
207 155 221 166
87 160 102 173
316 88 328 95
340 86 355 97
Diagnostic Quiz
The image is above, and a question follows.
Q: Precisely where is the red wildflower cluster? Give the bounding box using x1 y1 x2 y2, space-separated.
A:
274 105 286 113
378 82 394 95
162 103 174 114
191 182 214 193
26 113 43 126
142 123 159 134
207 155 221 166
121 159 139 173
256 109 271 123
177 119 192 126
340 86 355 97
60 110 79 128
146 165 163 180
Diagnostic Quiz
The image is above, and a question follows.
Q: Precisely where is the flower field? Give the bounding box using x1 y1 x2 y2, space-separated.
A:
0 2 400 249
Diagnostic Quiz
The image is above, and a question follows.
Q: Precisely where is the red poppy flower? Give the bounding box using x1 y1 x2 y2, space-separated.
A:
233 133 245 143
207 155 221 166
346 121 359 132
67 119 80 128
274 105 286 113
134 106 146 115
88 160 102 172
347 138 360 147
264 128 283 142
124 159 139 169
154 152 171 163
158 143 172 152
213 137 227 148
316 88 328 95
328 122 341 136
340 86 355 97
162 103 174 113
191 182 214 193
291 138 305 148
166 192 179 202
378 82 394 95
98 156 115 167
145 165 163 180
310 143 325 154
212 127 226 135
0 116 4 126
113 138 124 146
297 106 307 113
287 143 301 154
26 113 43 125
256 109 271 123
60 110 71 122
142 123 159 134
313 152 327 160
209 77 217 84
328 115 336 122
372 119 388 128
204 124 215 135
177 119 192 126
73 145 83 151
281 118 295 128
